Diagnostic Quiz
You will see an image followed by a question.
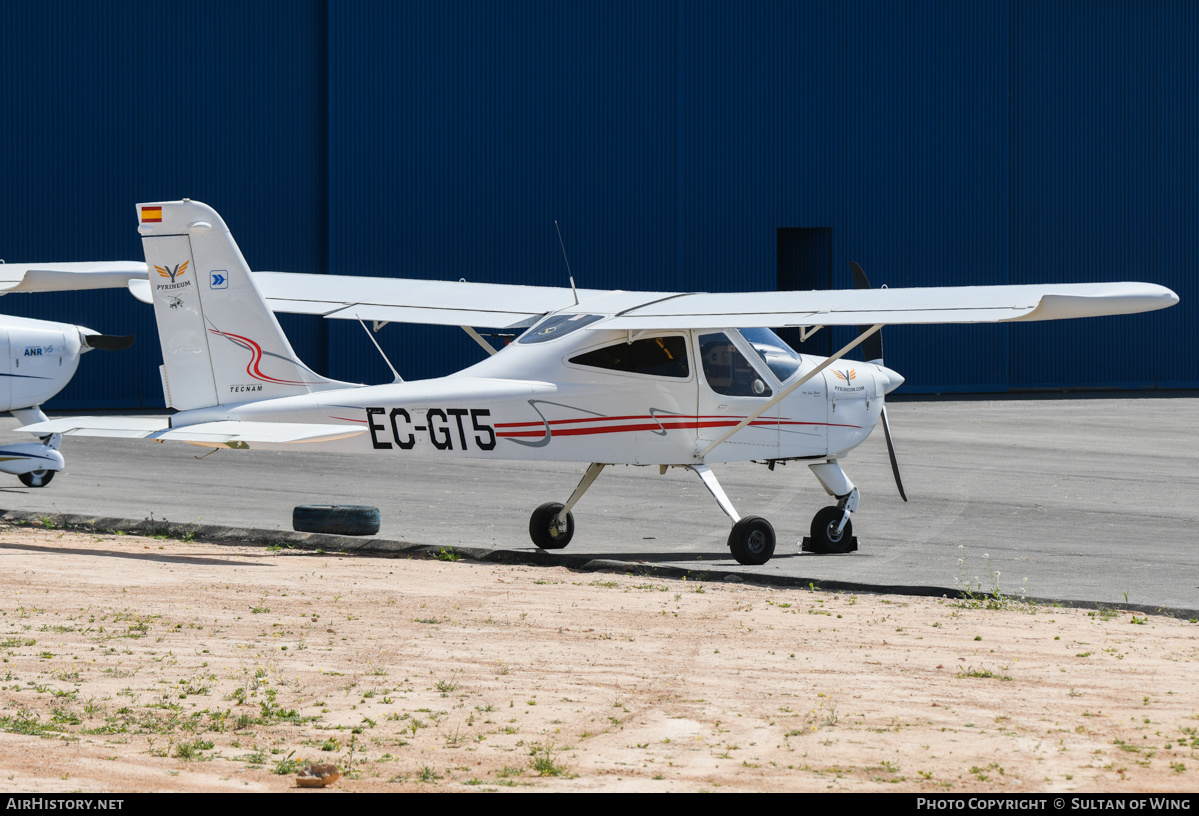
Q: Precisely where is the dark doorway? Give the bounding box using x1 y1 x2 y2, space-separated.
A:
776 227 832 356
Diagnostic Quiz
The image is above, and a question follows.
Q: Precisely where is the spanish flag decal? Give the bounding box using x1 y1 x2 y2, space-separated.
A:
141 206 163 223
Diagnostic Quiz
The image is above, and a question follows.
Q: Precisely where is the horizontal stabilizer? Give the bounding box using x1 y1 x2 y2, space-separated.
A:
155 421 367 446
16 416 170 438
16 416 365 446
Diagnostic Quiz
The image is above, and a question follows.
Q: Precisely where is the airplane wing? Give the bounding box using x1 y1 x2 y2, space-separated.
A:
17 416 366 445
130 271 610 330
0 262 148 294
126 268 1175 330
587 282 1179 330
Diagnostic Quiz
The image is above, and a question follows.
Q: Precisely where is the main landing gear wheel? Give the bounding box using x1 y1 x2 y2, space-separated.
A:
18 470 54 488
809 505 854 554
727 516 776 565
529 502 574 550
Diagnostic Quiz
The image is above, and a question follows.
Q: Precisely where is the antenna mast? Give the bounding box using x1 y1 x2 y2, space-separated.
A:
554 220 580 306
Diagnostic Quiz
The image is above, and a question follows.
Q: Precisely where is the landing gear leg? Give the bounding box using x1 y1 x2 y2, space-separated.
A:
689 464 776 566
804 460 860 554
529 463 605 550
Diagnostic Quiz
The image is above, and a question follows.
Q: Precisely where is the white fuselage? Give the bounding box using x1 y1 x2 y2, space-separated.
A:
172 326 896 465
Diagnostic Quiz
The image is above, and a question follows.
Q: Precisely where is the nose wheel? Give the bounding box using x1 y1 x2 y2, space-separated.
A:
804 505 858 554
801 461 860 554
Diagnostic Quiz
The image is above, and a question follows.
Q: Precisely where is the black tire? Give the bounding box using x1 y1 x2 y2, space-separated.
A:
292 505 381 536
18 470 54 488
727 516 776 565
529 502 574 550
809 505 853 554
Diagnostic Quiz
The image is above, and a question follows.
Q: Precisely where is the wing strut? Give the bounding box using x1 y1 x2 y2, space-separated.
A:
461 326 498 356
355 314 403 382
697 324 883 459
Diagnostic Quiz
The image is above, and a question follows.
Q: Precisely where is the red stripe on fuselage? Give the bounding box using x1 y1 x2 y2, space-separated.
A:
495 413 816 429
495 418 861 438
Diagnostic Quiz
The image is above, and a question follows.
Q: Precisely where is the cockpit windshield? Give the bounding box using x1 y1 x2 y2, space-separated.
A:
517 313 604 344
739 327 804 383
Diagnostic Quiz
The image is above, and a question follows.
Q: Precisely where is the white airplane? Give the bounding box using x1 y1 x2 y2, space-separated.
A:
0 262 141 486
20 200 1178 562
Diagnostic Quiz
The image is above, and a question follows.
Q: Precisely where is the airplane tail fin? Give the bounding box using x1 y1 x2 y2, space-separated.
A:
137 199 345 411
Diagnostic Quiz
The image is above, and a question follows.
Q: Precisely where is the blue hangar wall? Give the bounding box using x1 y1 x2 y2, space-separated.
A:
0 0 1194 408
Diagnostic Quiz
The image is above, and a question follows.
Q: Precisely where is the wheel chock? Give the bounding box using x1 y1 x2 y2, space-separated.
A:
800 535 858 554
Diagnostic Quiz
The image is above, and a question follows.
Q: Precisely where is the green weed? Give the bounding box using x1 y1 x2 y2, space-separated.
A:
529 742 571 777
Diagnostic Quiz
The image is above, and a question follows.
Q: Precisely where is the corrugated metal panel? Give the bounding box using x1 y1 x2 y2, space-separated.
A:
326 1 679 384
675 1 782 294
1009 0 1197 389
0 1 1192 404
846 0 1011 393
0 0 327 407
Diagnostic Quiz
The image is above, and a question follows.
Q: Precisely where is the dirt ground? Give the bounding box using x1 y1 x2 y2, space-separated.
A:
0 521 1196 793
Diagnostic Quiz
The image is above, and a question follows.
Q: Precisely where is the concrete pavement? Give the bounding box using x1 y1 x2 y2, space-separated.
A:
1 395 1195 612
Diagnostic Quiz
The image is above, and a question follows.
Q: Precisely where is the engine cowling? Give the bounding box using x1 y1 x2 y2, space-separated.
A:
0 316 90 412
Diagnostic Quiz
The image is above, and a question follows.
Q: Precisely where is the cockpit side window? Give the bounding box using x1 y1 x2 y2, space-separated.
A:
569 335 690 378
698 332 773 397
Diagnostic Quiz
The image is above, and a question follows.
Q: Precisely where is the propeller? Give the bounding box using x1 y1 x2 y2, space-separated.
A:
81 334 135 351
850 262 907 502
850 262 884 364
878 402 907 502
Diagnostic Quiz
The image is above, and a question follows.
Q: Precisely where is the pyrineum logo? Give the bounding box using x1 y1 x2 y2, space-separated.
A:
156 261 190 283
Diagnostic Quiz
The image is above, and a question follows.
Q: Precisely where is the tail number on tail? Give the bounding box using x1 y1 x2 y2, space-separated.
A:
366 407 496 452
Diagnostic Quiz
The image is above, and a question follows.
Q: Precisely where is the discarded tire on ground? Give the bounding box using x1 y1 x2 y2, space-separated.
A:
292 505 381 536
